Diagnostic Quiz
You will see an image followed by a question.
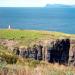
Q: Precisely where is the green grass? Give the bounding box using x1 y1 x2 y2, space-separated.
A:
0 29 75 46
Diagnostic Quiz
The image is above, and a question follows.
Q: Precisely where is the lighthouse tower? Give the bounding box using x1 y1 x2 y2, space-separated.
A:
8 25 11 29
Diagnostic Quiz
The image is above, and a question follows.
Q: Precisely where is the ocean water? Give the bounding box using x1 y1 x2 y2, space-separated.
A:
0 7 75 34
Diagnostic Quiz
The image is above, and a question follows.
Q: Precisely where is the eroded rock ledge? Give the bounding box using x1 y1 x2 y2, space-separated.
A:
12 38 75 66
0 38 75 66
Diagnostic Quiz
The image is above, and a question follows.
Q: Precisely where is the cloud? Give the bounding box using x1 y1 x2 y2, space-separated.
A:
0 0 75 7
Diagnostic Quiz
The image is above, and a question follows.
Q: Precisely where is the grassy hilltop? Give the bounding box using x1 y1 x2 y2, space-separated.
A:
0 29 75 46
0 29 73 39
0 29 75 75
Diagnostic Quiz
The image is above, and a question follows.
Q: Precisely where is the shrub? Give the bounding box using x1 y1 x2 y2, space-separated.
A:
28 59 40 67
1 54 17 64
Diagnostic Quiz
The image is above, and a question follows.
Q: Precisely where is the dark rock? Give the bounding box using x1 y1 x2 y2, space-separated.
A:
13 38 71 65
32 44 38 60
37 45 43 60
46 39 70 65
13 47 20 55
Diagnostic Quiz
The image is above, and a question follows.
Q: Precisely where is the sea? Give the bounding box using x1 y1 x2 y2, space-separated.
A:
0 7 75 34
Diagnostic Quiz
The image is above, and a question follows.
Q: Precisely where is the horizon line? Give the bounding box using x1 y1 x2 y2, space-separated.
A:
0 3 75 7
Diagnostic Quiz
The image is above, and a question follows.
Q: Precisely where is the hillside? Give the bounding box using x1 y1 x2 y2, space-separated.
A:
0 29 75 45
0 29 75 75
0 29 73 40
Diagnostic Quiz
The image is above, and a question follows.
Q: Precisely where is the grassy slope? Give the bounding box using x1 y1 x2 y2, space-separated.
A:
0 29 75 58
0 29 72 39
0 29 75 75
0 29 75 46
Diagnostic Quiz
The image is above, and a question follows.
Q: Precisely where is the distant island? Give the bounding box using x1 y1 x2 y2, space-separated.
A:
45 4 75 8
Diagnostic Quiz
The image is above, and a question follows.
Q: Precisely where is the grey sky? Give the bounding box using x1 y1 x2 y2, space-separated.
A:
0 0 75 7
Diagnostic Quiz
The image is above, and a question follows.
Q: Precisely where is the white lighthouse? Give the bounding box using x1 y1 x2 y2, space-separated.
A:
8 25 11 29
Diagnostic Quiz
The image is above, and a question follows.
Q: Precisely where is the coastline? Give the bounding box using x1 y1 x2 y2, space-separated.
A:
0 29 75 75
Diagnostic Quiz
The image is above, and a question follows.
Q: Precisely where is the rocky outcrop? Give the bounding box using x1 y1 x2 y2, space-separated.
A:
69 40 75 66
13 38 73 65
47 38 70 65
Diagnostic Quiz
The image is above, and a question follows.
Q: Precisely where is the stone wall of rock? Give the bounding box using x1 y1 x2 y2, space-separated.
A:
69 40 75 66
13 39 72 65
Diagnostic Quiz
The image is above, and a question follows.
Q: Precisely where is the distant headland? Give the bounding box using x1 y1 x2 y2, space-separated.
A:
45 4 75 8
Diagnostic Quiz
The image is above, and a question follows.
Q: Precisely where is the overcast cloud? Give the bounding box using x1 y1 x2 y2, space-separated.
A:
0 0 75 7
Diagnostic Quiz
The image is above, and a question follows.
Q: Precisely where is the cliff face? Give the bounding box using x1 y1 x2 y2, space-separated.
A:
13 38 75 66
0 30 75 66
69 40 75 66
